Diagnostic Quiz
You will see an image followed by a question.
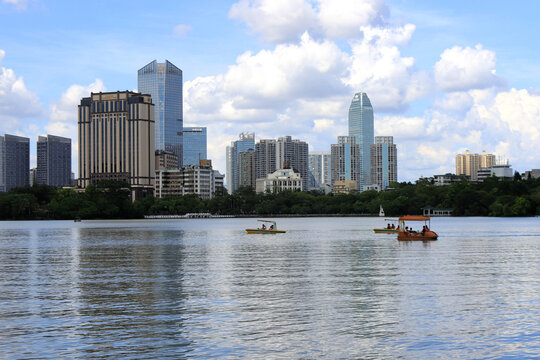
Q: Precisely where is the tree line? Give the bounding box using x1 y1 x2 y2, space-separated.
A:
0 175 539 220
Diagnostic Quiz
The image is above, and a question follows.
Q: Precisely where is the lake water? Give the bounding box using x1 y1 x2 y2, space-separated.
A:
0 217 539 359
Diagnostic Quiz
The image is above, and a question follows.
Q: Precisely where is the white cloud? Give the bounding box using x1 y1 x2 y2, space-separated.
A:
185 32 350 124
229 0 389 43
173 24 193 38
0 50 44 134
433 91 474 114
434 44 503 92
229 0 317 43
46 79 106 176
47 79 106 137
387 87 540 180
317 0 388 39
345 24 432 112
2 0 27 10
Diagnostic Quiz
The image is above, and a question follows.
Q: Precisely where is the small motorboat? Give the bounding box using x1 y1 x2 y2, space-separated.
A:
246 220 286 234
397 215 438 241
374 218 400 233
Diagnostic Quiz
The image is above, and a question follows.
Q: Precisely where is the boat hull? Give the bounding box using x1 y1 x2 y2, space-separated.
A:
397 230 438 241
374 228 399 234
246 229 286 234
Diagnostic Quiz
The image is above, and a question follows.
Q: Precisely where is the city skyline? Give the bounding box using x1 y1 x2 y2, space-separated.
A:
1 0 539 181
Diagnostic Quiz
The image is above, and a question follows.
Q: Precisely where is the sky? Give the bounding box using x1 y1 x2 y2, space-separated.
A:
1 0 539 181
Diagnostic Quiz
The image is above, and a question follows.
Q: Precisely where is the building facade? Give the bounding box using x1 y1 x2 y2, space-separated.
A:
255 139 277 181
36 134 71 186
276 136 309 191
456 150 496 181
155 160 224 199
333 180 358 194
78 91 155 198
348 92 374 189
370 136 397 190
238 149 256 189
155 150 178 170
308 151 331 191
138 60 183 167
183 127 207 166
331 136 359 189
225 132 255 193
0 134 30 192
255 168 303 194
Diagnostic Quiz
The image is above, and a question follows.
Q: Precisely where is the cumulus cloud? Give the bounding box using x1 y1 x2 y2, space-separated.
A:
45 79 106 176
345 24 432 112
185 32 349 122
229 0 389 43
317 0 389 38
229 0 318 43
47 79 106 138
434 44 504 92
0 50 44 133
173 24 193 38
389 87 540 179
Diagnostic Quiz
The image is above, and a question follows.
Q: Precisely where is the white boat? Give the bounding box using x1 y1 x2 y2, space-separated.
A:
379 205 385 217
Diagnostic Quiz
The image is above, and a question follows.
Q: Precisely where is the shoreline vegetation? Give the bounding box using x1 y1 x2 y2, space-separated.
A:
1 176 539 221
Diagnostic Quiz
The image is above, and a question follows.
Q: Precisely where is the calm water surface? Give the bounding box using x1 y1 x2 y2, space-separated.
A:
0 217 539 359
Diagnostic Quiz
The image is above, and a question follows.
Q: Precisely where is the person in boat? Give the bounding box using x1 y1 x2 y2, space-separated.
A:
422 225 426 235
270 224 274 230
387 224 391 229
261 224 266 230
391 224 395 229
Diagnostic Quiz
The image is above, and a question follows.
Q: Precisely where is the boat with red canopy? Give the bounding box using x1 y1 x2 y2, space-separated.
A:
397 215 438 241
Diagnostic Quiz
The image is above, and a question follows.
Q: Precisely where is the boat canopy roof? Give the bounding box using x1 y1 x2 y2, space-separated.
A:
399 215 431 221
258 219 276 223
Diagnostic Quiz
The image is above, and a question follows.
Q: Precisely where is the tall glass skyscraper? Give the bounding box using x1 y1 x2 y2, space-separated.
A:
348 92 374 189
225 133 255 193
183 127 207 166
37 134 71 186
0 134 30 192
138 60 183 167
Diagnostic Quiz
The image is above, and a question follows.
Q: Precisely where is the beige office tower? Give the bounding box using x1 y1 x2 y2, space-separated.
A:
370 136 397 190
456 150 496 181
78 91 155 199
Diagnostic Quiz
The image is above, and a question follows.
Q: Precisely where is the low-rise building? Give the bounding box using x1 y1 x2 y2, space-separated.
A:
333 180 358 194
256 168 303 194
524 169 540 180
433 173 469 186
155 160 224 199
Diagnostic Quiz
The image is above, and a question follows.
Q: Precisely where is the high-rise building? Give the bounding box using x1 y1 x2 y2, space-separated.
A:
78 91 155 198
238 149 256 189
348 92 374 189
255 139 277 181
138 60 183 167
183 127 207 166
330 136 359 188
225 133 255 193
36 134 71 186
370 136 397 190
309 151 331 190
276 136 309 191
456 150 496 181
0 134 30 192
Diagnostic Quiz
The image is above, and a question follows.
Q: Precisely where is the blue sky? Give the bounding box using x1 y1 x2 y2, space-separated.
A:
1 0 539 180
